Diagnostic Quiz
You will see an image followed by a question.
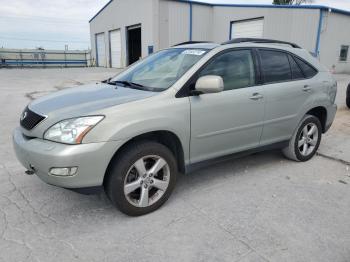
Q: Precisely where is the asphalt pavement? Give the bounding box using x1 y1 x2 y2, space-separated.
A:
0 68 349 262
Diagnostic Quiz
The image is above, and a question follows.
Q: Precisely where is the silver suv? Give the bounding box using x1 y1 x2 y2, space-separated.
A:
13 39 337 216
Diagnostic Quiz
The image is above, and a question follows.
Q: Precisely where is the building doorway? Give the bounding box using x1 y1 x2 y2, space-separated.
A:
127 24 141 65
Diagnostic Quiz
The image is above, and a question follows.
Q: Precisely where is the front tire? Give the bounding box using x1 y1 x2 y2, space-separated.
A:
282 115 322 162
105 141 177 216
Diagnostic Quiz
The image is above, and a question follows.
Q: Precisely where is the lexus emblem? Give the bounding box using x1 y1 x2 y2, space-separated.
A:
21 111 28 121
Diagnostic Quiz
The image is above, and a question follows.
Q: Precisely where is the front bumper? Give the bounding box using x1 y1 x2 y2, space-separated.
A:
13 127 122 190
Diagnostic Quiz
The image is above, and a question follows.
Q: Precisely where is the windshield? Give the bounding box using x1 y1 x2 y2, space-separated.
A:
111 48 208 91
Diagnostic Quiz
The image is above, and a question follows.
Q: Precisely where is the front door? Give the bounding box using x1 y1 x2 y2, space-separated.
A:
190 49 265 163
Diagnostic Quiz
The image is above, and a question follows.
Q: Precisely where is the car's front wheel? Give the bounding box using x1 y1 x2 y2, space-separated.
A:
105 141 177 216
282 114 322 162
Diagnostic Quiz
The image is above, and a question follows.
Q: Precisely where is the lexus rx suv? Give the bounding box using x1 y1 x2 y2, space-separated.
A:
13 38 337 216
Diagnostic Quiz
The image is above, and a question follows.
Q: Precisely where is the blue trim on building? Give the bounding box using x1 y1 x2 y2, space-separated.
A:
189 2 193 41
4 60 87 65
0 50 88 55
214 4 326 10
174 1 350 17
229 22 232 41
89 0 350 23
315 9 324 57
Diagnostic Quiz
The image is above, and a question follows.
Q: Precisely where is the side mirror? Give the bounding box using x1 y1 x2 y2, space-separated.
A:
194 75 224 95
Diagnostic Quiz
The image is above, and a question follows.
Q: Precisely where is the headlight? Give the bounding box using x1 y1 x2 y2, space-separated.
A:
44 116 104 144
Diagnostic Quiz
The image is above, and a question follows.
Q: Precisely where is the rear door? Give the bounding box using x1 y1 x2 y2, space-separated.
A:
258 49 318 145
190 49 265 163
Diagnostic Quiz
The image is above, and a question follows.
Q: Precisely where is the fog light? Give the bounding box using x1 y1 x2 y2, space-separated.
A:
49 167 78 177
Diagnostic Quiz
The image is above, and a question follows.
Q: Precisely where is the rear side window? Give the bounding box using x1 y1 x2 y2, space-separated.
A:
294 57 318 78
259 50 291 84
288 55 304 80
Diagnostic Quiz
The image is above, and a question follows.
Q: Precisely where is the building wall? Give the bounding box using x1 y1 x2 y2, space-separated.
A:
89 0 158 67
159 0 190 49
319 11 350 73
90 0 350 73
158 1 213 48
192 4 213 42
212 6 319 52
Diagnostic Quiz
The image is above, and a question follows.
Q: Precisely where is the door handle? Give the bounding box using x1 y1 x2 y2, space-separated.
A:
249 93 264 100
302 85 312 92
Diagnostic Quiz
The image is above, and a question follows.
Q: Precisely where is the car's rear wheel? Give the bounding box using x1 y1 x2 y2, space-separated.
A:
282 114 322 162
105 141 177 216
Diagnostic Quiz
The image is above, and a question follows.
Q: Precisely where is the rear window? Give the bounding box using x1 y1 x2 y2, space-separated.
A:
259 50 291 84
294 56 318 78
288 54 304 80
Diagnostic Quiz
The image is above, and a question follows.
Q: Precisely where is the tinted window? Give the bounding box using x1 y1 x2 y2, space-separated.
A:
294 57 318 78
260 50 291 84
288 55 304 80
199 50 255 91
340 45 349 61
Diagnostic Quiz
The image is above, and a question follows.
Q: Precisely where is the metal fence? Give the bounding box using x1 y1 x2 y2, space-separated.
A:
0 48 91 68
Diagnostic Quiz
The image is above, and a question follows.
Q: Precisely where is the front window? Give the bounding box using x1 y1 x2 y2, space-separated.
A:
111 48 208 91
198 49 256 91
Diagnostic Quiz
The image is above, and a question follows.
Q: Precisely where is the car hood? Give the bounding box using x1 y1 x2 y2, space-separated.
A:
29 82 157 116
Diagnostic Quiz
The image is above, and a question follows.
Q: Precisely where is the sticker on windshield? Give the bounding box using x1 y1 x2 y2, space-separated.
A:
182 50 206 56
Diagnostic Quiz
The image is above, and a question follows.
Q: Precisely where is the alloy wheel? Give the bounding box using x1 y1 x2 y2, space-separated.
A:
123 155 170 208
297 123 319 157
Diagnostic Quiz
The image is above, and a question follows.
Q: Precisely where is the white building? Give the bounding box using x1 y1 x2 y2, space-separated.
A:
89 0 350 73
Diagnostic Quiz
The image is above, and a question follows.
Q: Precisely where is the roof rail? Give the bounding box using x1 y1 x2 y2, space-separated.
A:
173 41 212 46
222 38 301 48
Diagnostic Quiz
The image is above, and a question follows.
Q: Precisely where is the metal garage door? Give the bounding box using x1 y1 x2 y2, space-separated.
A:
230 18 264 39
96 33 106 67
109 30 122 68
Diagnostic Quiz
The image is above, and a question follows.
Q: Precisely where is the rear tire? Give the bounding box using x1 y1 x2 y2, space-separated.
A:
282 115 322 162
105 141 177 216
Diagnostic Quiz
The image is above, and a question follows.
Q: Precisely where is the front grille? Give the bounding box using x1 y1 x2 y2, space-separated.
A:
20 107 46 130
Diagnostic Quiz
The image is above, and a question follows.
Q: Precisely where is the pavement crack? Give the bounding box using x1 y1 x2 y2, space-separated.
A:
133 209 194 243
316 152 350 165
25 91 41 101
3 165 59 225
233 250 254 262
60 240 81 260
183 200 271 262
0 209 8 240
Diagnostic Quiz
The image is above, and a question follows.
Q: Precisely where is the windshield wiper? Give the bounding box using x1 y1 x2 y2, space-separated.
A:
102 78 118 86
104 79 160 92
112 80 149 91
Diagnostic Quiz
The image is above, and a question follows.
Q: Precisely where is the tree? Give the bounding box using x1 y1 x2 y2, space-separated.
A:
273 0 313 5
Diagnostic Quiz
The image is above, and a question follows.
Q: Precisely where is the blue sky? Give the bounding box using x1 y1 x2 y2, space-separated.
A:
0 0 349 50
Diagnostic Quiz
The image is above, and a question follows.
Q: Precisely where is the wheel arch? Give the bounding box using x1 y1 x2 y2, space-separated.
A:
305 106 327 133
103 130 186 185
